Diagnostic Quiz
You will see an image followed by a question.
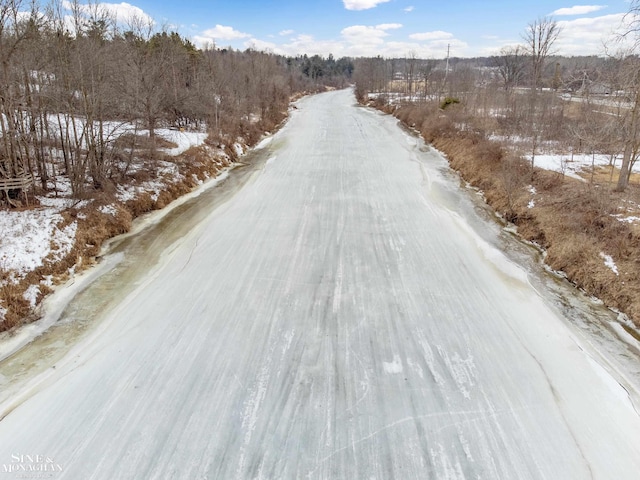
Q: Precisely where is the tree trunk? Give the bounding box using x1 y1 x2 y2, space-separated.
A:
615 142 633 191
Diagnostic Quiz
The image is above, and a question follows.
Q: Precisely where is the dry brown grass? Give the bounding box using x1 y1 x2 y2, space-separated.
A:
114 133 178 150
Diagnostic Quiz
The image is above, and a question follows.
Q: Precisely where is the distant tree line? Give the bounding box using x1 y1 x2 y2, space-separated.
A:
292 54 354 85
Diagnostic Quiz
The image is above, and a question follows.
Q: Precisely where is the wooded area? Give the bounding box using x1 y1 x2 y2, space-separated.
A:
0 0 353 206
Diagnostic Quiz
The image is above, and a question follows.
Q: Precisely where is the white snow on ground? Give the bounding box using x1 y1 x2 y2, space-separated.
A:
600 252 619 275
527 186 536 209
0 209 76 278
614 200 640 224
489 131 640 181
99 204 118 216
114 161 184 203
23 284 40 308
43 116 209 156
0 206 76 324
530 153 616 180
154 128 208 156
617 215 640 223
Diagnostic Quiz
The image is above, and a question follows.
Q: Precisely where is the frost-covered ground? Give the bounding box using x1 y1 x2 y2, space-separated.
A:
0 127 212 324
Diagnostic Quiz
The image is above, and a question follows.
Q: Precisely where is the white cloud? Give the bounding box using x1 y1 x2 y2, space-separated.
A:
343 0 391 11
404 6 415 13
376 23 403 31
409 30 454 41
61 1 153 25
551 5 607 16
199 24 250 41
341 24 401 47
555 13 634 55
279 29 294 36
245 38 278 52
277 34 347 57
481 12 636 57
342 25 388 45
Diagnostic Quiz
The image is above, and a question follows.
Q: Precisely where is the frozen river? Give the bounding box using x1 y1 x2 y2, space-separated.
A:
1 89 640 479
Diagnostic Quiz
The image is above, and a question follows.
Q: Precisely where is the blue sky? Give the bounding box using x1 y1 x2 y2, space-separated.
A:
66 1 637 57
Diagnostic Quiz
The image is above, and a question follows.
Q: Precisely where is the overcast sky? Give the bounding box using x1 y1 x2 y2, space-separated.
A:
64 1 638 57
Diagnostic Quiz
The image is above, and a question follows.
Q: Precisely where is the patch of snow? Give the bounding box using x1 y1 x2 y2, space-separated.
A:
531 155 585 180
528 186 536 208
0 210 64 275
23 284 40 309
233 143 245 157
528 152 640 179
116 185 136 202
614 215 640 224
155 128 208 156
37 196 75 209
99 204 118 216
50 221 77 264
383 354 403 374
600 252 619 276
488 134 529 144
157 160 180 177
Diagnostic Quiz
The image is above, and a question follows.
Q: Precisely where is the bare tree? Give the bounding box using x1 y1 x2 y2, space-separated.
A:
494 45 526 91
613 57 640 191
405 51 416 98
523 17 562 92
523 17 561 170
608 1 640 190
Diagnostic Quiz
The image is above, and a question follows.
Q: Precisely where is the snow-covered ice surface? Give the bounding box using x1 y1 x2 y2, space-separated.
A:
1 90 640 479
